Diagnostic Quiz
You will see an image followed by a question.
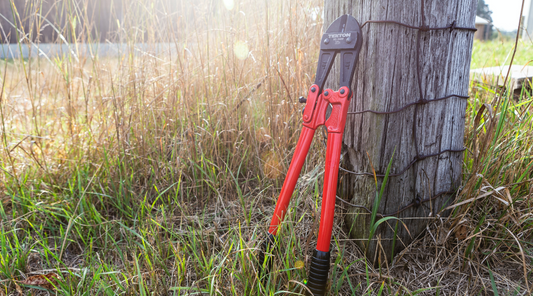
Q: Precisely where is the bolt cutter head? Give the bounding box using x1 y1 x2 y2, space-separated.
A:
314 14 363 91
302 15 362 131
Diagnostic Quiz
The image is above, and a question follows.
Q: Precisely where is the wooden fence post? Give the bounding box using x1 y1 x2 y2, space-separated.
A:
322 0 477 264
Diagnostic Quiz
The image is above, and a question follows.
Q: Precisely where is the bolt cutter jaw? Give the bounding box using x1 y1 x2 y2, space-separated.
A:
302 84 351 133
302 84 327 129
323 86 351 134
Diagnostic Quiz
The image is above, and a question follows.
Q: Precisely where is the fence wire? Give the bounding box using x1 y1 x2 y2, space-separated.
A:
334 3 476 217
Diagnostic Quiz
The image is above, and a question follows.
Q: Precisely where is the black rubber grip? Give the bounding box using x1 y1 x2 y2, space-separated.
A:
307 250 330 296
258 234 275 276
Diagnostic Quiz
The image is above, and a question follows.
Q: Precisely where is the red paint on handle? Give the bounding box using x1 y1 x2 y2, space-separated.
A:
316 132 343 252
268 126 316 234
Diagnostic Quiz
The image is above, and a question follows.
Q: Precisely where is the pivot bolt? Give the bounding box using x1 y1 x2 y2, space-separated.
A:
346 37 352 44
324 91 329 96
340 89 345 94
311 87 316 93
324 38 330 44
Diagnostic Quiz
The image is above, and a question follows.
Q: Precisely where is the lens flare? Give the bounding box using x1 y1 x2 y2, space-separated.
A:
233 40 249 60
223 0 234 10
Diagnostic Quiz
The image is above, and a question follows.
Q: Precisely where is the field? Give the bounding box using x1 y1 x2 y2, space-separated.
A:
1 0 532 295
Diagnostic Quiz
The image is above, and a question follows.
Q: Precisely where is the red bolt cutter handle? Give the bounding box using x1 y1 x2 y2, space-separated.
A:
267 84 323 235
267 125 315 234
306 88 351 295
316 87 351 252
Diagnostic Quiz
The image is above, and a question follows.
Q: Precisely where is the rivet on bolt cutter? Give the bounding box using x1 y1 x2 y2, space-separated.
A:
257 14 363 296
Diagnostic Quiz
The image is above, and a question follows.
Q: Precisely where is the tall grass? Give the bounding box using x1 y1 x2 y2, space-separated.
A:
1 0 330 294
0 0 532 295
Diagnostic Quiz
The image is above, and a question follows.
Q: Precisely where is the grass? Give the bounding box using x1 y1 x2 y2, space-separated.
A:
0 0 532 295
470 38 532 68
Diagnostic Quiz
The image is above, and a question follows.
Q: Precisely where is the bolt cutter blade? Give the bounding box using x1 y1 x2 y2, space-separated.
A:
326 13 360 33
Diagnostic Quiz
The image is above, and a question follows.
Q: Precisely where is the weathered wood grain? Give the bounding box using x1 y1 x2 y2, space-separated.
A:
323 0 476 264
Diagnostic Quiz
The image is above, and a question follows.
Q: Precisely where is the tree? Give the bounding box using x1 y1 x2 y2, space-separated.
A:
477 0 493 22
322 0 477 264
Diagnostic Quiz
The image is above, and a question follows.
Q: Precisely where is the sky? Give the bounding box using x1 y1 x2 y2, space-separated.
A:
484 0 528 31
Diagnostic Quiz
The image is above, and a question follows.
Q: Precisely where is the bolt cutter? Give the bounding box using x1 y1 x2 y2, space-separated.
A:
258 14 363 296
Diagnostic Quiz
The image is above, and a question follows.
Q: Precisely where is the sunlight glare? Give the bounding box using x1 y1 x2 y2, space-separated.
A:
233 40 249 60
223 0 234 11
